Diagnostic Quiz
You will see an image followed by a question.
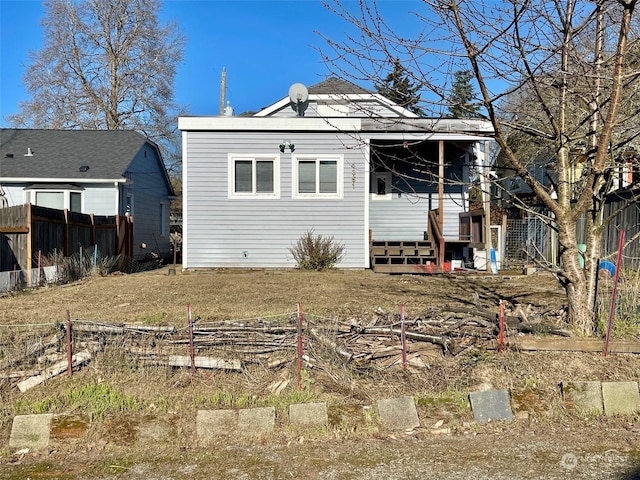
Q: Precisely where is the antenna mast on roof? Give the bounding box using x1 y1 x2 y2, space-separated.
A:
219 67 227 116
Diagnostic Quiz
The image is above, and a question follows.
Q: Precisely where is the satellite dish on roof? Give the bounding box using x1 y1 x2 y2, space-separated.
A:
288 83 309 117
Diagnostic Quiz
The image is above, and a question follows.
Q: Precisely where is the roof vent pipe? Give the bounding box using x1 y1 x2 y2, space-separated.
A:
224 101 234 116
24 147 34 157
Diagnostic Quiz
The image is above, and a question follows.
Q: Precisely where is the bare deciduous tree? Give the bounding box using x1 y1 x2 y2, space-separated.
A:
8 0 186 173
321 0 640 333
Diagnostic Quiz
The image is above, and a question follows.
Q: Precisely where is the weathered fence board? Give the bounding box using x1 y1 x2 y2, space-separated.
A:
0 203 132 273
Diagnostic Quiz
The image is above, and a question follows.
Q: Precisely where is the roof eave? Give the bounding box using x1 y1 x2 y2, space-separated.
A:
0 177 127 184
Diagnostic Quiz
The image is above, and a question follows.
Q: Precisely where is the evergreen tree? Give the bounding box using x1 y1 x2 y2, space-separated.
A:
447 70 480 118
376 59 424 116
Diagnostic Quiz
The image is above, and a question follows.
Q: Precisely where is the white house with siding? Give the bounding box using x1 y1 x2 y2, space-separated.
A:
178 78 494 272
0 129 175 260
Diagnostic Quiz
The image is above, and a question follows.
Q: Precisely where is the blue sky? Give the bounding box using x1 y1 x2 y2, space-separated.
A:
0 0 425 125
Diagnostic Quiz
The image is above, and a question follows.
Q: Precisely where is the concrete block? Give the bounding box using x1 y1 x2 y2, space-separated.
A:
376 396 420 430
196 409 238 442
238 407 275 436
9 414 53 450
561 381 603 414
602 382 640 416
137 416 175 443
469 389 513 424
288 402 327 427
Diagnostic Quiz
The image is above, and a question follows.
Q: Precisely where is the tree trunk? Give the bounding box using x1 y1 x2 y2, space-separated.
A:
557 217 603 335
565 276 596 335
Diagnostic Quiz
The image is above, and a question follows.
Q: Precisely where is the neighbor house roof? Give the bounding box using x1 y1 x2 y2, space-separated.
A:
0 129 158 181
307 77 373 95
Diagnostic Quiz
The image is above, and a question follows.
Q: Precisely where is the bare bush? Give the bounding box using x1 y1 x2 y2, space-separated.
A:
289 230 345 271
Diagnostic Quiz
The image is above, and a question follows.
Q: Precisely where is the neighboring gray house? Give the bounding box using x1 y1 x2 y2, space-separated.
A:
178 78 494 272
0 129 175 260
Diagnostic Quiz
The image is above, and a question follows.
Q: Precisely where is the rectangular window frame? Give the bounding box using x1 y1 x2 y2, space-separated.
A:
27 189 84 212
292 154 343 199
70 192 82 212
228 154 280 199
159 202 167 237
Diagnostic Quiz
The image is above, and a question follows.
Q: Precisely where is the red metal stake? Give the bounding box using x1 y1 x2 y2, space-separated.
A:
400 304 407 369
297 303 303 391
604 230 625 357
187 304 195 374
498 300 506 352
66 310 73 376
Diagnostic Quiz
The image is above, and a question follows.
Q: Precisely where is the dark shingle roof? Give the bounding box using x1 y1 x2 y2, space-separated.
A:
308 77 373 95
0 129 151 180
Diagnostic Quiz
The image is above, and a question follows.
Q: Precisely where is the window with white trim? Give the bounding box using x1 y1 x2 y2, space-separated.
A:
35 191 64 210
293 155 343 198
26 188 84 212
229 154 279 198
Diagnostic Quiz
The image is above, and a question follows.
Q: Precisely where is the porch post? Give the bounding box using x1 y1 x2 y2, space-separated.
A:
438 140 445 267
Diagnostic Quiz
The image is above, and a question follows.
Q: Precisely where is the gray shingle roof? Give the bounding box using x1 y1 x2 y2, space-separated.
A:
308 77 374 95
0 129 152 180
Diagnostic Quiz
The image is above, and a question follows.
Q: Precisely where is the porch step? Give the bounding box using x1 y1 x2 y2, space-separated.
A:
370 240 439 274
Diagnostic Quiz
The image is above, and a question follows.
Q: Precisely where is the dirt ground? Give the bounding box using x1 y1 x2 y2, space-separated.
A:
1 268 640 479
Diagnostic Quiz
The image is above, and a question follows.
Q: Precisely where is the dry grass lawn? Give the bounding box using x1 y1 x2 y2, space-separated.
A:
0 266 567 326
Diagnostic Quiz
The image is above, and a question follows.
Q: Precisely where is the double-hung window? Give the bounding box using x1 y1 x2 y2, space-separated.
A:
293 155 343 198
229 154 279 198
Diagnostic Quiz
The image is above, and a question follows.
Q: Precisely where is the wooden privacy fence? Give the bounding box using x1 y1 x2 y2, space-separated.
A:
0 203 133 274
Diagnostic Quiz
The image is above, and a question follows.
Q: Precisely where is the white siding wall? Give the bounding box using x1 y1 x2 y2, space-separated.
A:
369 194 465 241
1 185 27 206
183 131 368 269
84 185 118 215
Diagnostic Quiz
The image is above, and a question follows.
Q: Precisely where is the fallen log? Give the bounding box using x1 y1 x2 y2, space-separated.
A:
141 355 243 371
73 321 176 335
72 322 125 334
17 350 92 392
0 369 41 380
358 326 450 350
123 324 176 333
192 325 298 334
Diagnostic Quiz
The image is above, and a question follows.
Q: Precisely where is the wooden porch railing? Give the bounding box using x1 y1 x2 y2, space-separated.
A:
428 209 445 268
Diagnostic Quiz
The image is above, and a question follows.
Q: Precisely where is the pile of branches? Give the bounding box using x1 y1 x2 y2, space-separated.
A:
0 301 569 390
334 300 569 368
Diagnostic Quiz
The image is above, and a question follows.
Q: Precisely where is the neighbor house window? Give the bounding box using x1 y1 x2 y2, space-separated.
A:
126 193 134 216
159 202 167 237
26 187 84 211
229 154 280 198
293 155 343 198
70 192 82 212
35 191 64 210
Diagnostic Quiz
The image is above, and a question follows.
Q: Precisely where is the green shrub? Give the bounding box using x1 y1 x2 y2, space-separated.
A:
289 230 345 270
